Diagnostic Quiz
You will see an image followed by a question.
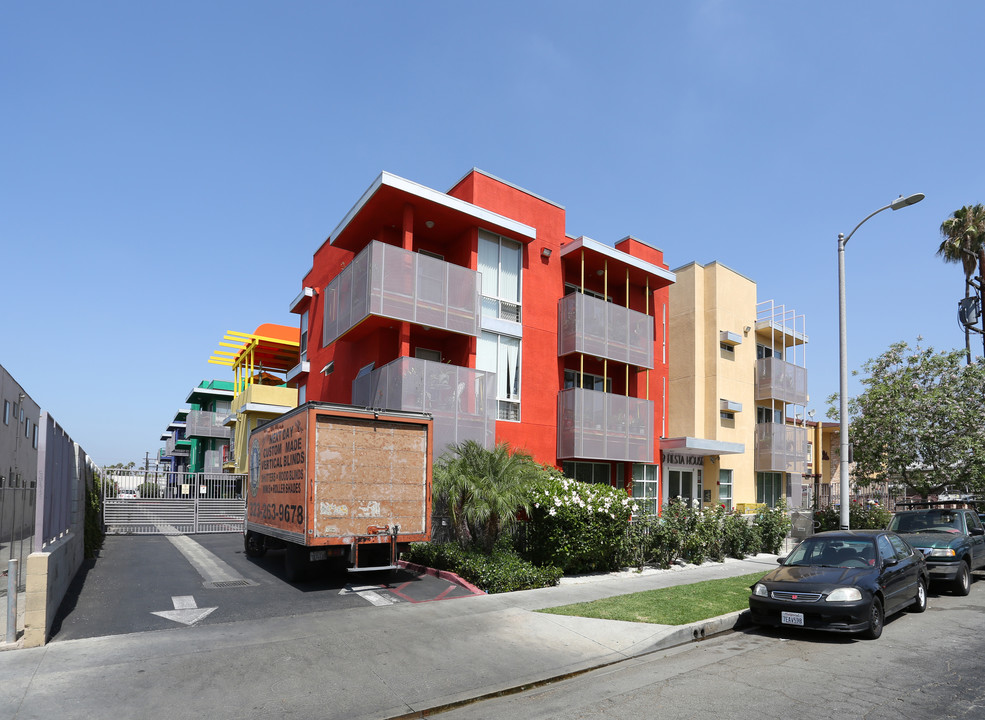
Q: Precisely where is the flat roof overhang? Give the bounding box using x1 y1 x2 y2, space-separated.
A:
660 437 745 457
328 171 536 253
560 236 676 291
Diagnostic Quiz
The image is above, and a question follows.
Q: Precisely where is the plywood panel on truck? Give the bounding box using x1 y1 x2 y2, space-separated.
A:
312 413 430 544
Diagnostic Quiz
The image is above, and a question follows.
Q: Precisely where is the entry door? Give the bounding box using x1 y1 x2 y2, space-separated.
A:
669 470 694 505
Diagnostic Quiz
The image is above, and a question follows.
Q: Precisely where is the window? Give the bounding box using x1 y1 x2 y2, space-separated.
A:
298 383 306 405
2 400 8 425
756 406 783 424
32 424 38 449
562 461 611 486
25 418 30 439
299 310 308 361
478 230 522 322
632 464 659 517
719 469 733 511
415 348 442 363
720 342 735 355
563 369 611 393
564 283 609 302
720 411 735 422
757 344 783 360
756 471 784 506
877 534 897 562
477 331 520 421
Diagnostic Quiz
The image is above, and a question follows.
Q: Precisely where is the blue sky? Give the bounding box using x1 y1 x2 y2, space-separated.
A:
3 2 983 466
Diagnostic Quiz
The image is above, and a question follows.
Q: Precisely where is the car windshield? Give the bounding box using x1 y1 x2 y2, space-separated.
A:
784 538 877 568
889 511 962 534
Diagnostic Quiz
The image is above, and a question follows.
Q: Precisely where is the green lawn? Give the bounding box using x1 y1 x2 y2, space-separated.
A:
536 572 767 625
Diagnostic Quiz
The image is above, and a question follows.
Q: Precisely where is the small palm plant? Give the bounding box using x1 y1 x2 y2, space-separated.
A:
433 440 537 551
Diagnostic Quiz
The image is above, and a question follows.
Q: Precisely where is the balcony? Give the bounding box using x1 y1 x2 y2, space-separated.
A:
755 423 808 474
557 388 653 463
165 436 190 457
351 356 496 457
323 241 481 346
755 357 808 405
232 383 298 414
558 292 654 369
185 410 232 440
203 449 224 472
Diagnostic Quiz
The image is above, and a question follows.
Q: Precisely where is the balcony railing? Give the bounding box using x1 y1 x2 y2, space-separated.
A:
323 241 481 346
557 388 653 463
755 423 808 474
185 410 232 440
755 357 808 405
203 449 224 472
558 292 653 369
351 356 496 457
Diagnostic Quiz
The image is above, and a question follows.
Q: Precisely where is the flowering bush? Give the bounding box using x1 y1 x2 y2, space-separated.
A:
814 501 893 531
754 499 791 554
524 469 636 574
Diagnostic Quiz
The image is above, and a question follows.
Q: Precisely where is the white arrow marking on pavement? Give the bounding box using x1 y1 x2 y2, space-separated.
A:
151 595 218 625
339 584 395 606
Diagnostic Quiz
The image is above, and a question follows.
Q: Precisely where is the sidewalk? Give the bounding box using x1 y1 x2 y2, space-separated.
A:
0 554 777 720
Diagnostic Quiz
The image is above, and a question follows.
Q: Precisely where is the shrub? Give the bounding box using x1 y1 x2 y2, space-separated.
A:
403 541 562 594
814 501 893 531
754 500 791 554
524 469 635 574
722 512 756 559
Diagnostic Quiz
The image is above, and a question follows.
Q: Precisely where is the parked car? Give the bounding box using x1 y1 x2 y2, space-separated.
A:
749 530 928 640
887 502 985 596
117 490 138 499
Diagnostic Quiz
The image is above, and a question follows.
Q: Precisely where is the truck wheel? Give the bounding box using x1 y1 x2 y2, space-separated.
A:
244 531 267 558
284 543 309 582
952 562 971 596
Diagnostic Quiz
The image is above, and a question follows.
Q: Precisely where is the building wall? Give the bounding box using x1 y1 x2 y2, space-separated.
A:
296 170 672 482
0 365 40 591
668 262 763 508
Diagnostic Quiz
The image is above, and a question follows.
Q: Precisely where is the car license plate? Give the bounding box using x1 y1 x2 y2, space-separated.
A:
781 612 804 626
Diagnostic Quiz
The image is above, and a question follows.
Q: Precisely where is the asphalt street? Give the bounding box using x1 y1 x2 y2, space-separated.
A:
50 533 479 641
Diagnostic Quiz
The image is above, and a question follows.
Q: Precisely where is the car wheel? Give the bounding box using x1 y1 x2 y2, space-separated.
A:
909 579 927 613
952 562 971 596
861 597 884 640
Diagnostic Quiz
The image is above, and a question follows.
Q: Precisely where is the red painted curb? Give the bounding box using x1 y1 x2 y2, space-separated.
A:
397 560 486 595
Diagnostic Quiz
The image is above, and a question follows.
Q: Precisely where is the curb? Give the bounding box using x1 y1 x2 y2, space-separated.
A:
385 608 752 719
397 560 486 595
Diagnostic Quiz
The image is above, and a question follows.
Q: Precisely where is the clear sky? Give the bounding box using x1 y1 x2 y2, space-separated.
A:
3 2 983 466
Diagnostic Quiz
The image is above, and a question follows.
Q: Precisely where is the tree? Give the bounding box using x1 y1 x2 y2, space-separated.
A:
938 205 985 362
432 441 538 551
832 341 985 498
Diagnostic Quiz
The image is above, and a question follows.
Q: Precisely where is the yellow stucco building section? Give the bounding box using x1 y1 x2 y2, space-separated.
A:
669 262 759 508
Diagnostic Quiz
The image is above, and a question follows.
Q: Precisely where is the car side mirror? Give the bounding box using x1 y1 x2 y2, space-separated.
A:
970 527 984 536
883 557 899 568
776 556 786 564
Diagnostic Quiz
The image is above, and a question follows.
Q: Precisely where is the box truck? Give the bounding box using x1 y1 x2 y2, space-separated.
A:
244 402 432 581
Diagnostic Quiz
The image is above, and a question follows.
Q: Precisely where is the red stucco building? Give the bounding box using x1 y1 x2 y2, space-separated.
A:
287 169 675 513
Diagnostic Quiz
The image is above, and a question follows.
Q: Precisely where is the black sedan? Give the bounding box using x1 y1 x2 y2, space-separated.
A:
748 530 929 640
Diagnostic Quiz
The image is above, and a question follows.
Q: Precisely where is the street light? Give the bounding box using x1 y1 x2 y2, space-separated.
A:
837 192 924 530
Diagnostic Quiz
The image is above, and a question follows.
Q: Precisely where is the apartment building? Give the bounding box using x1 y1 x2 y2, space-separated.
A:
207 323 299 473
183 380 234 473
287 169 675 514
668 262 809 509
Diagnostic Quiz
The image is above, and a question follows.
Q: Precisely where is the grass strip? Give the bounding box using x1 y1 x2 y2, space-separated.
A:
535 572 766 626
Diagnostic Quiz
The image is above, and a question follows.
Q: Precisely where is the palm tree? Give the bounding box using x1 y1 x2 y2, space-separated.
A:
432 441 538 551
938 204 985 362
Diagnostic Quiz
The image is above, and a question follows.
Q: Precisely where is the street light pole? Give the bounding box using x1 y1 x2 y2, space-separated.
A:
837 193 924 530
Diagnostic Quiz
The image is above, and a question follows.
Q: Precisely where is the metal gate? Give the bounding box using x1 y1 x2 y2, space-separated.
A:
102 469 246 535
